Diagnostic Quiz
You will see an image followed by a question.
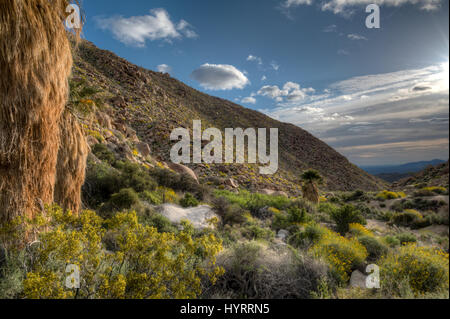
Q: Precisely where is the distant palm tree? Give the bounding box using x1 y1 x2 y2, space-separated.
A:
301 169 323 204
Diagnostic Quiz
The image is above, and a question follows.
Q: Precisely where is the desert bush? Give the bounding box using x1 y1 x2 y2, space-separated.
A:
288 223 328 248
139 190 163 205
212 196 246 226
380 244 449 297
0 206 224 299
391 209 423 227
383 235 401 248
204 242 332 299
396 232 417 245
138 211 178 234
83 162 123 208
180 193 199 208
214 190 291 215
91 143 115 165
330 205 366 235
422 186 447 195
376 190 406 200
310 229 368 284
402 198 445 212
108 188 140 211
242 225 275 241
348 223 373 237
151 168 208 200
357 236 388 262
114 161 157 193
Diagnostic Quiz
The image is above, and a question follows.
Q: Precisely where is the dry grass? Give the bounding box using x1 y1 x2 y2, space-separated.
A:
0 0 83 223
54 110 89 213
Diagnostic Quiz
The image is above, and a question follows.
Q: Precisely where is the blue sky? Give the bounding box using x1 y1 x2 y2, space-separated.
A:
80 0 449 166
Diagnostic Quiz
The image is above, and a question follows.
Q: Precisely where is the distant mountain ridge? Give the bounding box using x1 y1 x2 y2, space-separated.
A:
72 39 384 192
361 159 447 175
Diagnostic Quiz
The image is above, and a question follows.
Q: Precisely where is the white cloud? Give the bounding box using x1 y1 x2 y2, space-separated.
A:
257 81 315 102
241 96 257 104
261 75 267 81
247 55 263 65
259 62 449 164
337 49 350 55
271 61 280 71
282 0 313 8
281 0 442 15
190 64 250 90
156 64 171 73
347 33 367 41
323 24 337 32
96 8 197 47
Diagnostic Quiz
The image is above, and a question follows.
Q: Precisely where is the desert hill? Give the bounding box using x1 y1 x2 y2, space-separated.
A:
72 39 384 193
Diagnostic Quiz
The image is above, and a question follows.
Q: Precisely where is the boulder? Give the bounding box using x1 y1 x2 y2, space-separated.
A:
349 270 367 289
167 162 198 183
136 142 151 157
277 229 289 242
156 204 218 229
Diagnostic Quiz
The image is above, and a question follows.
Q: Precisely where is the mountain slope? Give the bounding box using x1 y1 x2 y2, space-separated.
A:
72 39 384 192
394 161 449 189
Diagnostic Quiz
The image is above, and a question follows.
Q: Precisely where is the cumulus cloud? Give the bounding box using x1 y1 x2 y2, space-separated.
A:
257 81 316 103
247 55 263 65
156 64 172 73
96 8 197 47
281 0 442 15
190 64 250 90
241 96 257 104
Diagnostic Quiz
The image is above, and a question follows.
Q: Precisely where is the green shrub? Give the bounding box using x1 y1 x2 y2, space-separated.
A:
380 244 449 297
396 233 417 245
138 211 178 233
139 190 163 205
287 206 310 224
391 209 423 227
92 143 115 164
310 228 368 283
357 236 388 261
107 188 140 212
115 161 157 193
242 225 275 241
83 162 123 208
288 223 327 248
330 205 366 235
179 193 200 208
212 197 246 226
214 190 291 214
383 235 401 247
376 190 406 200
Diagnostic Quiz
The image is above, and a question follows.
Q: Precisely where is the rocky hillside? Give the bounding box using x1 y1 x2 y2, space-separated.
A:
394 161 449 189
71 39 384 193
